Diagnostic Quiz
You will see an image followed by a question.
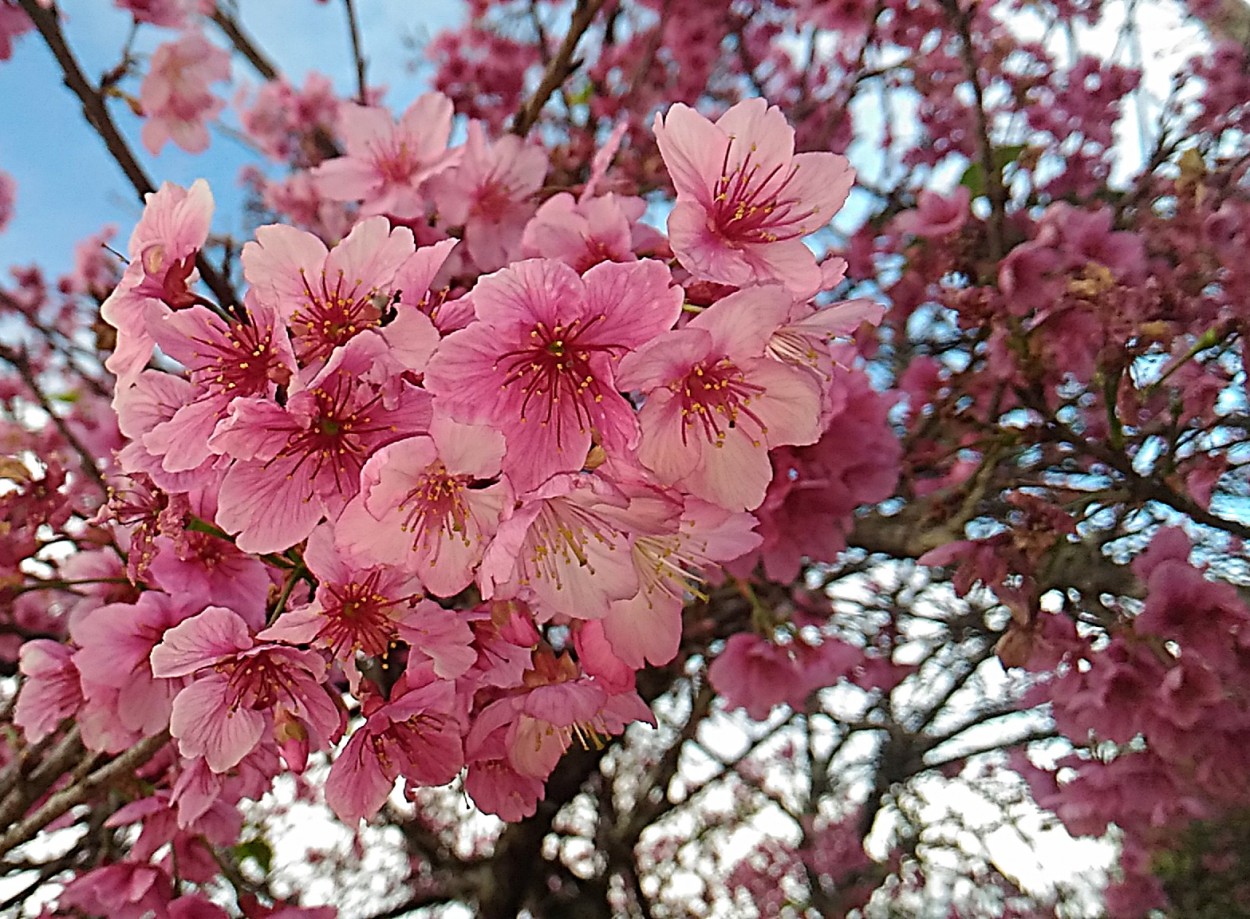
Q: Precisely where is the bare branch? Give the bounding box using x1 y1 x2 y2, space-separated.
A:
511 0 607 136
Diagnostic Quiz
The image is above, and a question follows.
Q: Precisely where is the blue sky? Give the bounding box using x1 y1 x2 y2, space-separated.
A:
0 1 463 277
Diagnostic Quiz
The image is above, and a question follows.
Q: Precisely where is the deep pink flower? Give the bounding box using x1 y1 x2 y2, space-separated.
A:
312 93 460 218
210 334 431 553
431 120 547 271
425 257 681 493
708 632 852 720
654 98 854 296
617 285 823 511
13 640 83 742
242 215 425 369
260 523 421 668
118 0 213 28
0 169 14 233
101 179 214 383
324 675 463 824
59 863 173 919
891 186 971 238
151 606 342 773
143 298 297 473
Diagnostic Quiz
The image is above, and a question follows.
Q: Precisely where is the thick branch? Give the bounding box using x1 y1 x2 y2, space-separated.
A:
0 732 168 858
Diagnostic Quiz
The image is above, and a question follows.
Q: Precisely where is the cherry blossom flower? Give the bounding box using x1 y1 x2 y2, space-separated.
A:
209 334 431 553
430 120 547 271
654 98 854 296
0 169 14 233
242 215 422 369
324 674 463 824
151 605 342 773
139 31 230 155
312 93 460 218
337 415 509 597
13 639 82 742
479 472 655 621
617 285 824 511
601 487 761 669
260 523 421 669
143 297 297 473
0 2 31 61
101 179 214 384
425 257 681 493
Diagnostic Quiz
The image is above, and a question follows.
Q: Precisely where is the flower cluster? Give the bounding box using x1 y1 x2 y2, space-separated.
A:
14 96 880 850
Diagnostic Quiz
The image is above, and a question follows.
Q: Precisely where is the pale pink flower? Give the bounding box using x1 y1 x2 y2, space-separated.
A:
654 98 854 296
338 415 509 597
151 605 342 773
101 179 214 384
396 600 478 680
312 93 460 218
114 370 227 496
602 493 761 668
13 640 82 742
431 120 547 271
140 31 230 155
242 216 423 369
425 257 681 493
617 286 824 511
209 335 431 553
324 675 463 824
478 472 649 622
468 650 653 780
71 592 201 752
521 192 665 272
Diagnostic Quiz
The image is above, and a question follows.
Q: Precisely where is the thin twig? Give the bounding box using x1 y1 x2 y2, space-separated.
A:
210 6 278 80
941 0 1006 264
343 0 368 104
511 0 606 136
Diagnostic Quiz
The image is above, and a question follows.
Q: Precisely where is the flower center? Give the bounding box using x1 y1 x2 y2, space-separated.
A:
676 358 768 447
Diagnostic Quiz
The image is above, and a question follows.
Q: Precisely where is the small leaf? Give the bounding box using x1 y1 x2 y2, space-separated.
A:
234 836 273 875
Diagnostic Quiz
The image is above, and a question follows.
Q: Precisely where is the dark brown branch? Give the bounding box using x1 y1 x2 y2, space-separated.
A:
477 744 609 919
511 0 606 136
0 732 169 858
343 0 368 104
16 0 241 316
210 6 279 80
941 0 1006 264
